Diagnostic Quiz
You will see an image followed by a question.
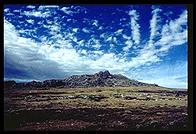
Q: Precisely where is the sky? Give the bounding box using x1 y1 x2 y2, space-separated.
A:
4 5 188 88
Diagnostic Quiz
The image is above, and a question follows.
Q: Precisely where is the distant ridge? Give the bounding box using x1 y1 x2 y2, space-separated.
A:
4 70 158 89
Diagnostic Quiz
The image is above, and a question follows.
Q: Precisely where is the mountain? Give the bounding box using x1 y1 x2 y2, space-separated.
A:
4 71 158 89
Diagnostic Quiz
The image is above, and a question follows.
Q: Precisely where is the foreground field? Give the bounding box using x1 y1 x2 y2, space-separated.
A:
4 86 188 130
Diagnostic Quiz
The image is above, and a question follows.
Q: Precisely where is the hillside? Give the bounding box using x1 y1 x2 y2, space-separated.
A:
4 70 158 89
4 71 188 130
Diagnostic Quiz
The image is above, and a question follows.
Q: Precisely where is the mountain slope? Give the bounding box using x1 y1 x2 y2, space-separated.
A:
4 71 158 89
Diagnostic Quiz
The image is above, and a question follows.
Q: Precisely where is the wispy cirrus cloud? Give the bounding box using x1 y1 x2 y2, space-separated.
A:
114 29 123 35
92 20 99 27
4 8 9 12
26 5 35 9
61 7 74 15
38 5 59 10
123 40 133 52
155 10 187 55
4 5 188 88
122 9 140 53
23 10 51 18
26 19 34 24
128 10 140 45
82 27 90 33
60 6 86 15
149 7 162 45
132 8 187 69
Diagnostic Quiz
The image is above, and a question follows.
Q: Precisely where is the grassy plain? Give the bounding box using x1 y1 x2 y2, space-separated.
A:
4 86 188 130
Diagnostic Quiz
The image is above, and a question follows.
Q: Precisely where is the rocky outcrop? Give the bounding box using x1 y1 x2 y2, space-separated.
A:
4 71 158 89
4 80 17 89
43 79 64 87
24 81 43 87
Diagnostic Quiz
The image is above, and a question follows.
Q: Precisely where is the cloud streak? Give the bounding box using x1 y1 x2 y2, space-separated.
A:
129 10 140 45
23 10 51 18
4 5 188 88
149 7 162 44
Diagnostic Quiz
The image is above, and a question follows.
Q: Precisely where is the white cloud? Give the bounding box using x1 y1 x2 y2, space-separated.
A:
42 23 61 36
23 10 50 18
13 10 20 13
155 10 188 55
72 28 78 33
4 7 188 88
67 18 71 22
89 38 101 50
80 49 87 55
38 5 59 10
46 20 53 24
128 50 161 68
77 40 85 46
82 27 90 33
92 20 98 27
164 11 173 18
106 36 112 42
4 19 112 73
169 10 187 33
70 6 87 14
66 32 77 42
6 13 14 16
18 29 36 35
131 9 188 70
100 33 106 39
4 20 66 80
105 36 117 45
4 8 9 12
26 5 35 9
51 25 61 33
123 40 133 52
109 44 115 48
149 7 162 44
122 34 131 40
61 7 73 15
37 20 44 25
129 10 140 45
120 18 127 21
113 37 117 43
115 29 123 35
26 19 34 24
83 18 91 24
98 26 103 30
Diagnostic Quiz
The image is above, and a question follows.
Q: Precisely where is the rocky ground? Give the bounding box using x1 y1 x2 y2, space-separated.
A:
4 86 188 131
5 107 187 131
4 71 158 89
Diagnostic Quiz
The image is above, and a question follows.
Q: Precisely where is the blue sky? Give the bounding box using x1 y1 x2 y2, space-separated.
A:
4 5 188 88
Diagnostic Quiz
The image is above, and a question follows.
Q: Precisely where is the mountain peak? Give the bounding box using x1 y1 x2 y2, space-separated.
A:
97 70 110 74
95 70 111 79
4 71 159 89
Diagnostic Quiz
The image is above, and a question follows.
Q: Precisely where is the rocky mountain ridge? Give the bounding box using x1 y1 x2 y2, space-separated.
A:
4 71 158 89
